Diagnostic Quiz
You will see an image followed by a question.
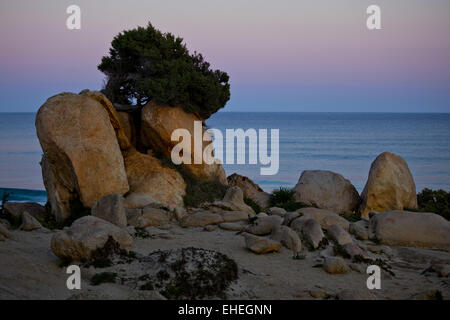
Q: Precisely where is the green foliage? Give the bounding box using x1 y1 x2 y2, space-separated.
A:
98 23 230 119
408 188 450 221
244 197 261 214
182 170 228 208
269 187 309 211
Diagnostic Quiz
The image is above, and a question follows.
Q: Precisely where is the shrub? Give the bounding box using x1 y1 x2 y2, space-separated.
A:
244 197 261 214
98 23 230 119
269 187 308 211
409 188 450 221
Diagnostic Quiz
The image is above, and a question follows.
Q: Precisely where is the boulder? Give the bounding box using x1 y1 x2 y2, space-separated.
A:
140 102 227 184
359 152 418 219
340 243 372 261
181 211 224 228
173 207 188 222
270 225 302 253
3 202 47 223
349 220 369 240
220 211 251 223
268 207 286 217
293 170 360 214
141 207 171 227
0 223 12 239
124 193 157 209
301 219 326 250
19 211 42 231
219 221 247 231
227 173 270 208
283 212 300 226
124 150 186 208
244 233 282 254
245 215 283 235
36 92 129 221
369 210 450 250
222 187 254 214
323 257 349 274
327 224 352 245
50 216 133 261
297 207 350 231
91 194 127 227
116 111 137 147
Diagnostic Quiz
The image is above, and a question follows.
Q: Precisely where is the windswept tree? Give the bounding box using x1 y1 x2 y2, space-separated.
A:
98 23 230 119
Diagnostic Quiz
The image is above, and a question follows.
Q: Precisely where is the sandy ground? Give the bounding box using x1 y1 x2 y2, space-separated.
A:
0 225 449 300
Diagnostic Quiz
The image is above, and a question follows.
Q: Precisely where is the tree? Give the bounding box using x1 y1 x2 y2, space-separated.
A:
98 23 230 119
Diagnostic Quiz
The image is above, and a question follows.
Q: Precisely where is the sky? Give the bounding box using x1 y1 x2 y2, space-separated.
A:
0 0 449 113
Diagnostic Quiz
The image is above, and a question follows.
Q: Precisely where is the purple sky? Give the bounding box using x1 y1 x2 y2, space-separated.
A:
1 0 449 112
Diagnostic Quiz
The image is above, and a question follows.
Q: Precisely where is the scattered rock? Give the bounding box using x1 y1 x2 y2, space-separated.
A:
36 92 130 221
91 194 127 227
181 211 224 227
220 211 251 223
336 289 377 300
349 220 369 240
360 152 418 219
3 202 47 223
227 173 270 208
50 216 133 262
270 225 302 253
323 257 349 274
327 224 352 245
219 221 247 231
293 170 360 214
302 219 326 250
244 233 282 254
369 210 450 250
268 207 286 217
297 207 350 231
245 215 283 235
19 211 42 231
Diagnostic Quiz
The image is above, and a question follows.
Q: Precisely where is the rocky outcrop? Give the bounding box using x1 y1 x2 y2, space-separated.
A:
140 102 227 184
36 92 129 221
227 174 269 208
91 194 127 228
369 210 450 250
293 170 360 214
360 152 418 219
50 216 133 262
123 150 186 208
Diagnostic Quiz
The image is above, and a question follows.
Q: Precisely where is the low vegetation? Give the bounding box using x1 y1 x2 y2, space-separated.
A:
244 197 261 214
410 188 450 221
269 187 309 211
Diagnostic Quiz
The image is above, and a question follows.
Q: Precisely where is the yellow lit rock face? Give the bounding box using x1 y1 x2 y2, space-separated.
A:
360 152 418 219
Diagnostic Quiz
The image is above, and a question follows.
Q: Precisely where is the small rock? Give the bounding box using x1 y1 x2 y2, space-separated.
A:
20 211 42 231
245 215 283 235
270 225 302 253
173 206 187 221
309 289 328 299
221 211 250 223
244 233 282 254
268 207 286 217
302 218 326 250
323 256 349 274
181 211 224 227
219 221 247 231
349 220 369 240
91 194 127 227
327 224 352 245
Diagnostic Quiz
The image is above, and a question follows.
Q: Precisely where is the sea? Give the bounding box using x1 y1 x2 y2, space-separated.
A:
1 112 450 204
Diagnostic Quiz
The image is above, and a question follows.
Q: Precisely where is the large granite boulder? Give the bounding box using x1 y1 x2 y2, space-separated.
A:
293 170 360 214
227 173 270 208
50 216 133 262
369 210 450 250
36 92 129 222
123 150 186 208
360 152 418 219
140 102 227 184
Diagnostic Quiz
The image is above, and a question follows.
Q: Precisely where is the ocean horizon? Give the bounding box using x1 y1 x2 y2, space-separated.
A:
1 111 450 204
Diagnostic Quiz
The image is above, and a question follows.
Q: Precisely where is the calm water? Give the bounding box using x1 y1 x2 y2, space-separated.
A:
1 112 449 203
